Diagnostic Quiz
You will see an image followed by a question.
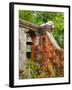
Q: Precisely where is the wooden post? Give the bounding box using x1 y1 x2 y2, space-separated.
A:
19 27 26 70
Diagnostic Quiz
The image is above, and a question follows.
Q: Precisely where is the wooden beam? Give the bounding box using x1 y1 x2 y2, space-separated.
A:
19 19 39 32
19 18 53 34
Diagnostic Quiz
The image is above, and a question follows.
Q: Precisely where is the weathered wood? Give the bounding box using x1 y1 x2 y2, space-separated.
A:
19 19 64 77
19 27 26 70
19 19 53 34
46 32 61 49
19 19 39 32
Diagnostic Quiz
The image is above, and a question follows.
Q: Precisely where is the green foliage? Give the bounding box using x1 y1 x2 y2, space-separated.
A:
19 60 40 79
19 10 64 48
19 59 64 79
19 60 47 79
